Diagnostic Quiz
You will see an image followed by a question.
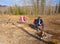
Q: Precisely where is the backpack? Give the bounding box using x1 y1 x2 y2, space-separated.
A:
33 19 37 24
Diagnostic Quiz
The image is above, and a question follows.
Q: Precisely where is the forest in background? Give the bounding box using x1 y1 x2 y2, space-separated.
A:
0 0 60 15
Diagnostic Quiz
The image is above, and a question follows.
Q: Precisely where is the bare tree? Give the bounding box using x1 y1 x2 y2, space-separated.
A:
31 0 40 15
58 0 60 13
55 0 60 14
40 0 46 15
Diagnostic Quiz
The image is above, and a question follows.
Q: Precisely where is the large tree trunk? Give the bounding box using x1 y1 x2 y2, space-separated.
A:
58 0 60 13
55 0 60 14
40 0 46 15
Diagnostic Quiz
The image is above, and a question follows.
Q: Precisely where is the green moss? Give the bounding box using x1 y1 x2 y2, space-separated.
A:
48 39 58 44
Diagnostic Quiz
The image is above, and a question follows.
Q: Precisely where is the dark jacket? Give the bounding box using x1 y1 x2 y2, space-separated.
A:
36 18 43 25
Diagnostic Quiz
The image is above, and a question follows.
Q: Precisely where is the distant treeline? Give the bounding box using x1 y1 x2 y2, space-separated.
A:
0 0 60 15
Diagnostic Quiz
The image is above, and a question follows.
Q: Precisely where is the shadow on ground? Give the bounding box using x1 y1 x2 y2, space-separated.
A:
16 25 51 44
28 24 36 30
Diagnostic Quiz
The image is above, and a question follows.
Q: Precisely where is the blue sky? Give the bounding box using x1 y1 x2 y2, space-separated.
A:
0 0 59 6
46 0 59 5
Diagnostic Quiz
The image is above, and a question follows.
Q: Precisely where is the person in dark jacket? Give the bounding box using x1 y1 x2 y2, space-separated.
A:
35 16 44 30
34 16 44 39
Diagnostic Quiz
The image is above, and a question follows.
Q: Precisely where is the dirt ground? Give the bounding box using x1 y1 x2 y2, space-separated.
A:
0 15 60 44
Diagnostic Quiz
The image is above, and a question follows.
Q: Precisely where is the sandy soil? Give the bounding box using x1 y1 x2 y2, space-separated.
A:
0 15 60 44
